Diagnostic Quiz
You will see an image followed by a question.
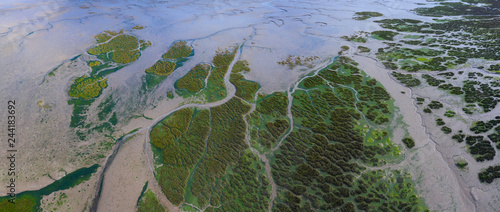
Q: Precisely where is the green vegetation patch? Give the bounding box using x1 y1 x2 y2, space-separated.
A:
142 41 193 89
353 11 383 20
68 30 149 139
341 34 367 43
277 55 319 69
175 63 211 93
68 76 107 99
88 61 101 67
402 137 415 148
203 151 271 211
88 34 140 64
444 110 455 117
145 61 176 76
162 41 193 59
174 48 236 102
488 64 500 72
470 119 500 134
200 48 237 102
246 91 290 151
137 190 168 212
371 30 399 41
256 92 288 117
478 165 500 184
465 135 495 162
391 72 421 87
358 46 371 53
271 57 424 211
0 164 98 212
455 160 468 169
414 1 500 17
230 60 260 102
150 97 270 210
428 100 443 109
463 80 498 112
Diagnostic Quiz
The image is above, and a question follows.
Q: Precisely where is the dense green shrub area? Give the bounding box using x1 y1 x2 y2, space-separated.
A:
463 80 498 112
162 41 193 59
272 57 425 211
402 137 415 148
205 151 270 211
229 60 260 102
471 119 500 134
478 165 500 184
371 30 399 41
202 48 236 102
175 63 211 93
137 190 168 212
144 40 193 88
391 72 421 87
145 61 176 76
67 29 150 139
256 92 289 117
465 136 495 162
151 56 426 211
150 97 270 210
353 11 383 20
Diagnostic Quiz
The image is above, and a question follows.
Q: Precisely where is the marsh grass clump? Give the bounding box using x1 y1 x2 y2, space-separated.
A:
391 72 421 87
229 60 260 102
422 74 444 86
371 30 399 41
478 165 500 184
143 40 193 89
175 63 211 93
455 160 468 169
277 55 319 69
444 110 455 117
137 190 167 212
441 126 452 134
88 61 101 67
145 61 176 76
272 57 426 211
470 119 500 134
428 101 443 109
162 41 193 59
132 24 146 30
68 76 107 99
402 137 415 148
358 46 371 53
465 135 495 162
452 133 465 143
88 34 140 64
488 64 500 72
463 80 498 112
353 11 383 20
436 118 445 126
150 98 270 210
341 33 368 43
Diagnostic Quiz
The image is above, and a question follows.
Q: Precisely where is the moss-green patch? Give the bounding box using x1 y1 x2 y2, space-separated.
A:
162 41 193 59
137 189 168 212
271 56 425 211
0 164 98 212
353 11 383 20
145 61 176 76
175 63 211 93
68 75 107 100
402 137 415 148
229 60 260 102
371 30 399 41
